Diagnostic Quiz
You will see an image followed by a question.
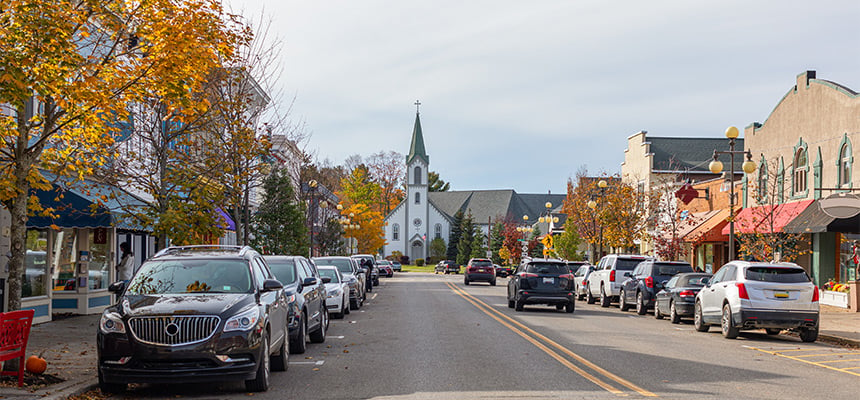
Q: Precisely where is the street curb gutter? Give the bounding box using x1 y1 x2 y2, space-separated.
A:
42 381 97 400
818 333 860 349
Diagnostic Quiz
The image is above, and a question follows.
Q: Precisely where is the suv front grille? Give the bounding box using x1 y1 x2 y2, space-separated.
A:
129 316 220 346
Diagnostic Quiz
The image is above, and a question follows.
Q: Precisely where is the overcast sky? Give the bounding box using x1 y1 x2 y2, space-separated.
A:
227 0 860 195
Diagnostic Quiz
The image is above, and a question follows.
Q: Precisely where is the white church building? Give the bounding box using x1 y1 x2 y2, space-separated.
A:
383 108 565 261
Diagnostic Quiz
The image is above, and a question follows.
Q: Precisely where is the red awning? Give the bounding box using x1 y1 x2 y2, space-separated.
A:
722 200 814 235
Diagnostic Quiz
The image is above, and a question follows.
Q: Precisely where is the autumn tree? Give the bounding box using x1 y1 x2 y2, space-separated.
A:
0 0 243 311
251 168 308 255
366 150 405 215
645 171 699 261
428 171 450 192
340 165 382 211
337 166 386 255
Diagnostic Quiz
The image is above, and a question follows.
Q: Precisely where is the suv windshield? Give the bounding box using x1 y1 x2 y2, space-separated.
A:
471 260 492 267
654 263 693 276
616 259 645 270
315 258 354 275
319 268 340 283
127 259 252 295
525 263 568 275
265 259 298 284
745 267 810 283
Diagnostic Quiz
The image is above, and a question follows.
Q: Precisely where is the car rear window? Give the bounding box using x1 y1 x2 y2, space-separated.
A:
654 263 694 276
616 259 645 270
471 260 492 267
745 267 810 283
525 263 568 275
682 275 711 286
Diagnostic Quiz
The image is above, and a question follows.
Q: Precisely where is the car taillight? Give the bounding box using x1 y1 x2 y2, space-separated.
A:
678 290 696 297
644 276 653 288
736 282 749 300
610 270 615 281
559 274 575 280
812 285 819 302
520 273 538 278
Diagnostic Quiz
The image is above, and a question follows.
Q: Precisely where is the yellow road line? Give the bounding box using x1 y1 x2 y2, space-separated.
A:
443 282 625 395
748 346 860 377
795 352 858 358
841 366 860 370
816 358 860 364
446 282 658 397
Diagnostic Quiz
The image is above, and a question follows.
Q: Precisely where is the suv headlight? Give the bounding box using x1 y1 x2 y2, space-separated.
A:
100 312 126 334
224 307 260 332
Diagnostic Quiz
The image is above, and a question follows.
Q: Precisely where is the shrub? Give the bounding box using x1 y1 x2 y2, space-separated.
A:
415 258 425 266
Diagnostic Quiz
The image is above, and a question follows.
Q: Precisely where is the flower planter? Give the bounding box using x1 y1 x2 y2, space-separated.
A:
820 289 849 308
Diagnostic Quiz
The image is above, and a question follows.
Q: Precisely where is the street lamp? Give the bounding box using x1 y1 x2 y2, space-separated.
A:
517 215 534 260
587 179 609 263
708 126 756 261
308 180 319 257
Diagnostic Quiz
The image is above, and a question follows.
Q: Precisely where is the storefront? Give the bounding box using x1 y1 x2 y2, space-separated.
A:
685 208 733 273
784 199 860 286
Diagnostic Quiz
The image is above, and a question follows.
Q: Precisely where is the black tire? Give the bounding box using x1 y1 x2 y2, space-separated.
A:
309 309 327 343
565 301 575 313
333 300 345 319
694 301 709 332
289 313 307 354
654 301 664 320
556 304 565 310
515 298 524 311
799 327 819 343
245 334 270 392
586 286 596 304
765 328 781 335
98 369 126 394
464 277 470 285
490 279 497 286
669 301 681 324
508 298 515 308
619 289 630 311
721 304 740 339
636 292 647 315
351 297 361 311
271 334 288 372
599 285 611 308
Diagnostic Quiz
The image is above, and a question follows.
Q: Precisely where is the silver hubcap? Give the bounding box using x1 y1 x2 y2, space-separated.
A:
722 307 730 333
671 303 676 317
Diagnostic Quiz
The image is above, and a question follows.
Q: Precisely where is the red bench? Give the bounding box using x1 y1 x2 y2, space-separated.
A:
0 309 35 387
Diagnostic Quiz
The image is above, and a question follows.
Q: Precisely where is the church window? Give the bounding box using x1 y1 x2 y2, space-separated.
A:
435 224 442 239
392 224 399 241
414 166 422 184
415 192 420 204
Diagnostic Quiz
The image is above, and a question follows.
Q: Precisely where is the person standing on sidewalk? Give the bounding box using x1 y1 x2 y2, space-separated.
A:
117 242 135 282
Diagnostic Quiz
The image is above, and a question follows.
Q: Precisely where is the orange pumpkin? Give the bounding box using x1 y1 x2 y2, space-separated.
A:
25 355 47 374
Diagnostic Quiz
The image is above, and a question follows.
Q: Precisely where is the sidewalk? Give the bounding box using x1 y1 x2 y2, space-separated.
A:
2 307 859 399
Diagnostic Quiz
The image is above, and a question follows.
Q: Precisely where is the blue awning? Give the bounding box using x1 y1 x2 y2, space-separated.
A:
27 180 152 231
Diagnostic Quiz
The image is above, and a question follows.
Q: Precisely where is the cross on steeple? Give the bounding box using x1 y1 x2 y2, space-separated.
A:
414 100 421 114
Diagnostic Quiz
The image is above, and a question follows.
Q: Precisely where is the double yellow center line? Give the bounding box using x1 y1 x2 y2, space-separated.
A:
445 281 657 397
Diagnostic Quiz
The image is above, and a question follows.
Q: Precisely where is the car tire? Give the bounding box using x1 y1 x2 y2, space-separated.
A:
765 328 781 335
515 298 524 311
694 301 709 332
351 296 361 311
636 292 647 315
556 304 565 310
245 334 270 392
490 279 497 286
669 301 681 324
271 334 288 372
344 297 351 315
289 314 307 354
599 285 611 308
464 277 470 285
309 310 327 343
565 301 575 313
333 300 345 319
654 301 663 319
799 327 819 342
508 298 515 308
619 289 630 311
586 285 596 304
721 304 740 339
98 369 126 394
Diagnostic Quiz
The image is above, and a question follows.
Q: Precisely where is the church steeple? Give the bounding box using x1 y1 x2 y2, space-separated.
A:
407 100 429 165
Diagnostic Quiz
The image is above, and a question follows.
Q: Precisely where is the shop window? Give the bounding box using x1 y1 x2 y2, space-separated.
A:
792 147 808 195
52 229 78 291
839 143 852 187
23 230 49 298
89 229 110 290
393 224 400 241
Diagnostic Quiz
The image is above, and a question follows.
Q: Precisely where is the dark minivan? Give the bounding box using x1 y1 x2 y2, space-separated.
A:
507 259 575 313
264 255 329 355
619 260 694 315
97 246 289 393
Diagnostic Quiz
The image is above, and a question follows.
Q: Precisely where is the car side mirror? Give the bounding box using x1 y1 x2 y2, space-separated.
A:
302 277 318 287
262 279 284 292
322 276 332 284
702 278 711 286
623 272 632 278
108 281 126 294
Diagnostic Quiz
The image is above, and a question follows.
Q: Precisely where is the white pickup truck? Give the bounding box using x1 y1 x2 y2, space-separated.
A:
585 254 652 307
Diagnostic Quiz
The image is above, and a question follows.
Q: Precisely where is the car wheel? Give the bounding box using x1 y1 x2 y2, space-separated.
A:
508 299 515 308
98 368 126 394
556 304 565 310
271 333 288 372
586 285 596 304
490 279 497 286
669 301 681 324
619 289 630 311
245 334 270 392
694 301 709 332
515 298 524 311
289 313 307 354
464 277 470 285
344 296 351 315
636 292 647 315
309 310 327 343
599 285 611 308
351 296 361 311
799 326 819 342
565 301 575 313
765 328 781 335
654 301 663 319
333 299 345 319
721 304 740 339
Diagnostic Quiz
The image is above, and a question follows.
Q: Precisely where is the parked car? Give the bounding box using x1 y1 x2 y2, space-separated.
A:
376 260 394 277
618 260 694 315
495 264 514 277
317 266 350 319
586 254 652 307
655 273 712 323
572 264 595 300
566 261 590 274
694 261 819 342
464 258 496 285
265 255 329 354
390 261 402 272
507 258 575 313
351 254 379 288
313 256 366 310
435 260 460 274
98 245 289 393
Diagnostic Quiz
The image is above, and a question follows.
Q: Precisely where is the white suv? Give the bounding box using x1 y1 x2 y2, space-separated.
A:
693 261 819 342
585 254 651 307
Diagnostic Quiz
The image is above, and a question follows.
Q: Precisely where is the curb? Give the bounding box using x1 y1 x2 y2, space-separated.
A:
818 333 860 349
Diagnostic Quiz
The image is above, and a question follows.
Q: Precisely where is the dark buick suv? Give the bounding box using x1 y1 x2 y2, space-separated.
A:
97 246 289 393
507 259 575 313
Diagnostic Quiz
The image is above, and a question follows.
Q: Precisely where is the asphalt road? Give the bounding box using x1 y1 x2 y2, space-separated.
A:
115 272 860 399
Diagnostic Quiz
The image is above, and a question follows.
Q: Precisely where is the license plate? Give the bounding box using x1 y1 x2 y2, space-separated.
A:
774 291 789 298
543 277 554 284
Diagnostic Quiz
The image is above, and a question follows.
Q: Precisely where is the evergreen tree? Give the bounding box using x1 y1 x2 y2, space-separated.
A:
456 212 475 265
529 226 543 258
447 209 465 260
471 230 487 259
489 222 505 264
429 237 446 262
251 169 309 255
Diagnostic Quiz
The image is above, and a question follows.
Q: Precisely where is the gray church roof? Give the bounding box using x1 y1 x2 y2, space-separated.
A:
648 137 743 172
427 190 566 225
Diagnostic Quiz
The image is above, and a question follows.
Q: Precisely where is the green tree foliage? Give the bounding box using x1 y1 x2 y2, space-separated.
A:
447 209 464 260
456 212 476 265
251 169 309 255
489 222 505 264
428 171 450 192
340 164 382 210
429 237 446 262
556 222 584 261
529 226 543 258
471 231 487 259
